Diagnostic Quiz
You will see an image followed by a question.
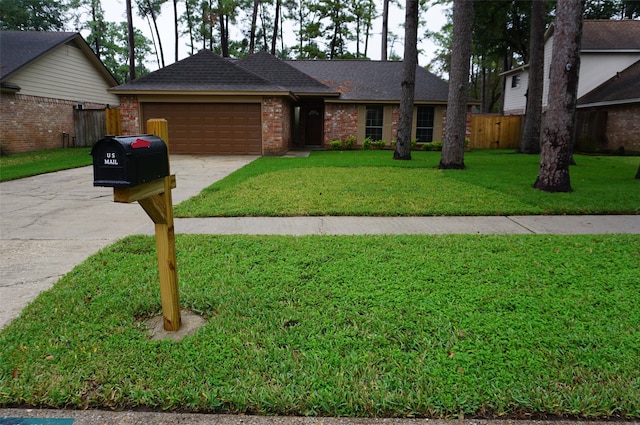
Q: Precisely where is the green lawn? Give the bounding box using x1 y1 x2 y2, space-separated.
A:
0 148 92 182
2 149 639 418
174 150 640 217
1 234 639 418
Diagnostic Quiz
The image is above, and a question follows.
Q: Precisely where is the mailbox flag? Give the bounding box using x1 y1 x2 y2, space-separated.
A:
131 138 152 149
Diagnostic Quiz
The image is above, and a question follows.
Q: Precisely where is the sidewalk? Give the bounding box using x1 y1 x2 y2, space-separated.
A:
175 215 640 236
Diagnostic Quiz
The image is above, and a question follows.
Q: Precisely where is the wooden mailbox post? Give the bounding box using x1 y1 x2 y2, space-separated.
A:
113 119 181 331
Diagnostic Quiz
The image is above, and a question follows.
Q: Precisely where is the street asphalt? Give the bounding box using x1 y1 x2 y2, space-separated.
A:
1 154 639 424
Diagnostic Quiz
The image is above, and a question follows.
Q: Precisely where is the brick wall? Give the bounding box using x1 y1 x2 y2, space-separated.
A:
262 96 290 154
119 95 141 135
606 104 640 152
1 94 78 154
323 103 359 146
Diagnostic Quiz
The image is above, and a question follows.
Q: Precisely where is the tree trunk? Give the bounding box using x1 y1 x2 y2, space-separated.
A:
394 0 418 160
439 0 473 170
636 164 640 179
519 0 546 154
173 0 179 62
271 0 280 55
534 0 584 192
146 0 165 67
126 0 136 81
381 0 389 61
249 0 258 53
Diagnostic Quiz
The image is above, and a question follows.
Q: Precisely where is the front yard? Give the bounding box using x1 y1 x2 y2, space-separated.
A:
1 149 639 418
175 150 640 217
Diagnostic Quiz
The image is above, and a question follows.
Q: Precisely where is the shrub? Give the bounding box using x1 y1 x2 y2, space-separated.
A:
329 140 342 150
373 139 387 150
422 141 443 151
344 136 356 150
362 137 373 150
411 139 418 150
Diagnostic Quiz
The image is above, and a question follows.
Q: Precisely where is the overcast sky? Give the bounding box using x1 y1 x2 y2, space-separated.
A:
96 0 449 71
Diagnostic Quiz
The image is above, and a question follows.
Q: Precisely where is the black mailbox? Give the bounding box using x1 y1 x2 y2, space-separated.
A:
91 135 169 187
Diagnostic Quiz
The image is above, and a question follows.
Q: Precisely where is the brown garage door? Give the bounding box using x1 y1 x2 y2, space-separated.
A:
142 103 262 154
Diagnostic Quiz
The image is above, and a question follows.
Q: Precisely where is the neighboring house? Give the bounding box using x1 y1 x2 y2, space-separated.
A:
0 31 119 154
110 50 468 155
501 20 640 152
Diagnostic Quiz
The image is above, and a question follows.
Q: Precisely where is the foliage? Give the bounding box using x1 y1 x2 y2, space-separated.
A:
362 137 373 150
0 148 92 182
329 140 343 150
1 233 639 417
0 0 67 30
174 150 640 217
344 136 356 150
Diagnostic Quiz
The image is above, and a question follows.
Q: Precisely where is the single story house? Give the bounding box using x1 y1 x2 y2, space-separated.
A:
501 20 640 152
0 31 119 154
109 50 464 155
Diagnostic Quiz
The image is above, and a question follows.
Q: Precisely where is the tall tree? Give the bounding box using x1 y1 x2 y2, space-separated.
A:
173 0 179 62
394 0 418 160
381 0 389 60
519 0 546 154
137 0 166 67
0 0 67 30
126 0 136 81
249 0 259 53
439 0 473 170
534 0 585 192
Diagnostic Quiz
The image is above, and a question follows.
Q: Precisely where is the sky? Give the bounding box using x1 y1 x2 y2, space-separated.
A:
96 0 450 71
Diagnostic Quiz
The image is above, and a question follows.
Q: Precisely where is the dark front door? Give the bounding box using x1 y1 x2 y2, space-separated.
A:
302 103 324 146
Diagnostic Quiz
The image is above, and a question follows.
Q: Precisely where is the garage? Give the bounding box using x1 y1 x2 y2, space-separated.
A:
142 103 262 154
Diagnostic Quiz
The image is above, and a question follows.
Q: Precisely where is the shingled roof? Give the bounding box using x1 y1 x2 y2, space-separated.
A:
111 50 288 93
287 59 451 102
111 50 454 103
578 59 640 106
0 31 117 83
581 19 640 51
236 51 337 96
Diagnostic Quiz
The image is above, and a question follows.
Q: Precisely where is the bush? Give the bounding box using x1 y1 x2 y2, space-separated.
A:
373 139 387 150
329 140 342 150
344 136 356 150
422 141 443 151
362 137 373 150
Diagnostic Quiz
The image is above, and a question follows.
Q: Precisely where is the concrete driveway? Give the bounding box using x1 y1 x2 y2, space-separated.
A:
0 155 257 329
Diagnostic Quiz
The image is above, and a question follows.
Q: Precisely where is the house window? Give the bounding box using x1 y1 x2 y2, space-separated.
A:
365 105 384 140
415 106 434 142
511 75 520 88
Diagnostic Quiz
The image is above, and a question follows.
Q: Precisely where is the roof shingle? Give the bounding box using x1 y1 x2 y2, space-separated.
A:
0 31 78 80
581 20 640 51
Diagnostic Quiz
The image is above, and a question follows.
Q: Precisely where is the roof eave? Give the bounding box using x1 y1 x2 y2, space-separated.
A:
577 98 640 108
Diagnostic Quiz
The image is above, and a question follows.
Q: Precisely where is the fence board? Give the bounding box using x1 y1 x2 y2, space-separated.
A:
470 115 522 149
106 107 122 136
73 108 106 147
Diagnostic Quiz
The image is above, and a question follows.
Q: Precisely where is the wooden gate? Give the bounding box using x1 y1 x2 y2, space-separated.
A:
73 108 106 147
470 115 522 149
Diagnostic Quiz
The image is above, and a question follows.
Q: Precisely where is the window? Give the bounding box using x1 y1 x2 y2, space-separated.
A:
415 106 434 142
365 106 384 141
511 75 520 88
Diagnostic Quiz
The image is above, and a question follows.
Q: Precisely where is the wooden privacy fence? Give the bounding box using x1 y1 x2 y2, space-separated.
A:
470 114 522 149
105 107 122 136
73 108 106 147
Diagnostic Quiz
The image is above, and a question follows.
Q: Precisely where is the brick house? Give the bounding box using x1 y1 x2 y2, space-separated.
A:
501 20 640 153
110 50 465 155
0 31 119 154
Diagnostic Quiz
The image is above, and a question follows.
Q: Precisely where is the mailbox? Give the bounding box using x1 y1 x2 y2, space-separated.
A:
91 135 169 187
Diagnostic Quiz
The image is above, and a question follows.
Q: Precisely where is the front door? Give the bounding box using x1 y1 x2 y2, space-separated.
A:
301 102 324 146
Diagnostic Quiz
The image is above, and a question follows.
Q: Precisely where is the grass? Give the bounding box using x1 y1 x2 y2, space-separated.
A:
1 234 639 418
174 150 640 217
0 147 92 182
